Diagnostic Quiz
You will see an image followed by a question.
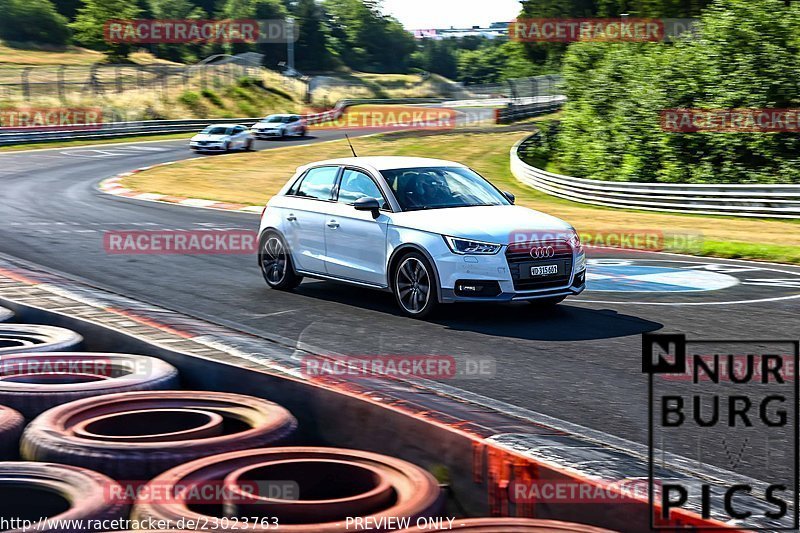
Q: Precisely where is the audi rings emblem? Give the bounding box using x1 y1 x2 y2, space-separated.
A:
530 246 555 258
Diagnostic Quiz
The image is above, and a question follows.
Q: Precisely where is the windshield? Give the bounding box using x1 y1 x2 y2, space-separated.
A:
263 115 291 123
381 167 510 211
200 126 232 135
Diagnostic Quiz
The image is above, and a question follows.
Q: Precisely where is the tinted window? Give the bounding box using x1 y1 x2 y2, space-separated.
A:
264 115 291 123
337 169 384 205
382 166 509 211
201 126 231 135
294 167 339 201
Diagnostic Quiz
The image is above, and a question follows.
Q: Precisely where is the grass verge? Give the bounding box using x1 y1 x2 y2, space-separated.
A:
122 127 800 265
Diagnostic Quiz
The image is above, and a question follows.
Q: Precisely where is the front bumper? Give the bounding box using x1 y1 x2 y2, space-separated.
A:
440 271 586 303
253 130 281 138
433 243 586 303
190 142 226 151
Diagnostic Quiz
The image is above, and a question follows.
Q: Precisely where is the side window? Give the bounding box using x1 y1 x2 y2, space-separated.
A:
337 169 385 206
233 126 244 133
294 166 339 201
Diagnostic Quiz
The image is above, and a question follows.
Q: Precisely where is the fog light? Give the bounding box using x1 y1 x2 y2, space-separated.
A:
454 280 501 297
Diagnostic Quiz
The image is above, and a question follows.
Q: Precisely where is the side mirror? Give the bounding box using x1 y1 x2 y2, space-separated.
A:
354 197 381 219
503 191 516 204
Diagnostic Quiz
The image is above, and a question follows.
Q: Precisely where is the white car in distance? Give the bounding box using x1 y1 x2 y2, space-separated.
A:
257 157 586 318
189 124 254 153
252 114 307 140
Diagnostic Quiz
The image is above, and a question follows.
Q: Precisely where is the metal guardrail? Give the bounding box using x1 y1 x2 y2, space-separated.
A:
0 98 444 147
495 96 566 124
511 133 800 219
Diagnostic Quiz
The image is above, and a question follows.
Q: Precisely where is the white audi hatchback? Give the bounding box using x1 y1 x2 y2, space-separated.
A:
257 156 586 318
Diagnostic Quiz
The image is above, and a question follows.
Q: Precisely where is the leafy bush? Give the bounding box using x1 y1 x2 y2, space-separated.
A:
556 0 800 184
201 89 224 108
178 91 206 114
0 0 70 45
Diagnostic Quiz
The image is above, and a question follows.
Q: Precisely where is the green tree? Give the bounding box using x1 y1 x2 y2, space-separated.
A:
293 0 335 71
557 0 800 184
324 0 415 72
0 0 70 45
148 0 206 62
70 0 141 59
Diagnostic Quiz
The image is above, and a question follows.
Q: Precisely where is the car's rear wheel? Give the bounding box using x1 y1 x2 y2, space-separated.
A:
244 139 254 151
259 232 302 290
393 252 438 318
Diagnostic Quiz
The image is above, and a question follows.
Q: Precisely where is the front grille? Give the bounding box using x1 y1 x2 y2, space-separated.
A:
506 240 573 291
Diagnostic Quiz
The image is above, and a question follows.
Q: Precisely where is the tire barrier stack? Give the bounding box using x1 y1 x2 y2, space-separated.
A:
0 405 24 459
0 315 620 532
0 325 83 355
399 519 617 532
0 462 129 531
22 391 298 479
0 353 179 418
132 447 443 532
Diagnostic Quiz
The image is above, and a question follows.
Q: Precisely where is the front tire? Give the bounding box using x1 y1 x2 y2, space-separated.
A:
259 232 302 290
393 252 438 318
244 139 254 151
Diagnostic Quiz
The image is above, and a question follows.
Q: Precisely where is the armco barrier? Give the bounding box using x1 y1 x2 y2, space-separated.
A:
495 96 566 124
0 98 443 146
511 134 800 219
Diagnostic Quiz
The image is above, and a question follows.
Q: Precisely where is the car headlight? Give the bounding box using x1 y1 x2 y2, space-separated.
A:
568 230 586 271
444 236 502 255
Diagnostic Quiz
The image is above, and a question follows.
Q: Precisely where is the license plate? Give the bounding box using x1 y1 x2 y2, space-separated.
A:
530 264 559 277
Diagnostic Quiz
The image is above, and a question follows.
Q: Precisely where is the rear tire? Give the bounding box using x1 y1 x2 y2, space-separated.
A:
259 231 302 290
244 139 254 151
393 252 438 319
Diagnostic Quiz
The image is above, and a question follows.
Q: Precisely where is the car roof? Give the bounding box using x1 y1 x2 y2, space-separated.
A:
263 114 295 118
304 156 467 172
204 124 241 128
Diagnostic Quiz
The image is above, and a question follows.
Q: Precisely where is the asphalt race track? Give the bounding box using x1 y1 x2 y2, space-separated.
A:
1 128 799 483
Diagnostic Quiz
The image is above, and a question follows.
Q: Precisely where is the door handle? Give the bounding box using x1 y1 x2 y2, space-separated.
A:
327 220 340 229
286 214 297 222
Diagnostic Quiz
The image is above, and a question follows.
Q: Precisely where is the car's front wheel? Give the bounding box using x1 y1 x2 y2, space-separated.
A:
259 232 302 290
393 252 438 318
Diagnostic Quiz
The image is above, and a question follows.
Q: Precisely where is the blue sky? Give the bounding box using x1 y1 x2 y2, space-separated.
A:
381 0 521 29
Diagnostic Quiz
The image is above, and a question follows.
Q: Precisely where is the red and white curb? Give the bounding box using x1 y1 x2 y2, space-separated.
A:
98 161 264 214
